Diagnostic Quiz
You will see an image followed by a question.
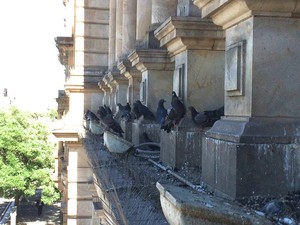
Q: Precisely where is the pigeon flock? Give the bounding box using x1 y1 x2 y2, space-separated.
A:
84 91 224 136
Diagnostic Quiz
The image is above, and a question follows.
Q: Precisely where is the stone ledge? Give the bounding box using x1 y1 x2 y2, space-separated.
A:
156 182 272 225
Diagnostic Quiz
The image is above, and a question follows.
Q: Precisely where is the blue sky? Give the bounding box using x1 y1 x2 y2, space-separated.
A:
0 0 68 112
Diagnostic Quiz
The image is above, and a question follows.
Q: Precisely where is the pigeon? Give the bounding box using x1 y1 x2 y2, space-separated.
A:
135 100 156 121
125 102 131 112
188 106 208 127
132 102 141 120
115 103 132 122
84 110 100 122
161 91 186 133
171 91 186 124
104 104 113 115
156 99 167 125
97 106 124 136
97 106 107 119
117 103 126 111
189 106 224 127
160 107 177 133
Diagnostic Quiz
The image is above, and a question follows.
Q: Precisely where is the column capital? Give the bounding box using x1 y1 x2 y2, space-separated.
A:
128 49 174 72
117 59 139 77
194 0 300 28
155 16 224 56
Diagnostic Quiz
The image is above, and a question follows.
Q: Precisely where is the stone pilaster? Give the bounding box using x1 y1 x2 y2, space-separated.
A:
195 0 300 200
155 16 224 109
122 0 137 56
154 16 225 169
115 0 123 60
108 70 129 106
98 81 111 107
136 0 152 41
118 60 142 104
109 0 116 69
152 0 178 24
128 49 174 111
67 143 94 225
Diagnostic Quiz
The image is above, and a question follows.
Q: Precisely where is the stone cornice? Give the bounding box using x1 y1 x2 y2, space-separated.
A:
154 16 224 56
117 60 142 80
98 82 111 93
128 49 174 72
55 36 73 66
103 73 116 91
194 0 300 29
52 125 82 142
64 82 102 93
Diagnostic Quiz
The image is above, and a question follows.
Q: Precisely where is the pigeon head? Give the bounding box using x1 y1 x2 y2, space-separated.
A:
158 99 166 106
172 91 177 97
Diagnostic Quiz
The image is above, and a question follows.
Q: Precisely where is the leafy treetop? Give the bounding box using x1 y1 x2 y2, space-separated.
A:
0 106 60 205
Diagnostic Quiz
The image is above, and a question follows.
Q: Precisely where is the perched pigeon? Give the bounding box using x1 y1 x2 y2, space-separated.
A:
97 106 107 119
156 99 167 125
188 106 208 127
135 100 156 121
84 110 100 122
171 91 186 124
125 102 131 112
132 102 141 120
115 103 132 122
161 91 186 133
98 105 124 136
160 107 177 133
189 106 224 127
104 104 113 115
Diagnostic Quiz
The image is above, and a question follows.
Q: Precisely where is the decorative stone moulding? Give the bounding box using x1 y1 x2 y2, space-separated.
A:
155 16 224 57
225 40 245 96
117 60 141 80
128 49 174 72
193 0 300 28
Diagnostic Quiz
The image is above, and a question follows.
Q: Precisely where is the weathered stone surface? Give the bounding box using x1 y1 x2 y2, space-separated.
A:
202 134 300 199
160 119 207 169
157 182 272 225
132 122 160 145
194 0 300 28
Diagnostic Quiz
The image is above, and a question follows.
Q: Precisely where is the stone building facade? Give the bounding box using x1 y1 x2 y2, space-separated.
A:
53 0 300 224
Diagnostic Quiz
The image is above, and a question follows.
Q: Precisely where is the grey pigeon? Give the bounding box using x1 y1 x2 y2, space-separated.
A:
98 106 124 136
84 110 100 123
156 99 167 125
136 100 155 121
188 106 208 127
171 91 186 124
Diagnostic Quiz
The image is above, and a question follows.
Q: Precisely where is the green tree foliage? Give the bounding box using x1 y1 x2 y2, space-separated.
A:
0 107 60 205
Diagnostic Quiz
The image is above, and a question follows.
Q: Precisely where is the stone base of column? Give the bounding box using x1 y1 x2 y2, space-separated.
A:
132 121 160 146
160 117 210 170
202 117 300 200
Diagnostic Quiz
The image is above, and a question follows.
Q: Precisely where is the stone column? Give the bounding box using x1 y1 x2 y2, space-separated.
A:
154 16 225 169
122 0 137 55
128 49 174 145
118 60 142 104
152 0 177 24
194 0 300 199
136 0 152 41
98 81 111 107
109 0 116 69
115 0 123 60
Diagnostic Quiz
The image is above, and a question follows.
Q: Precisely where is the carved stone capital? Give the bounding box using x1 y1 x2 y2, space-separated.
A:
194 0 300 28
128 49 174 72
155 16 224 56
